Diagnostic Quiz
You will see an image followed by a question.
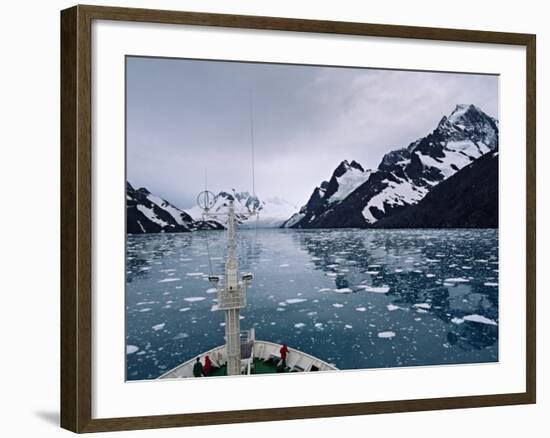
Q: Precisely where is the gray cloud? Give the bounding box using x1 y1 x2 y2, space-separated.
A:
127 57 498 208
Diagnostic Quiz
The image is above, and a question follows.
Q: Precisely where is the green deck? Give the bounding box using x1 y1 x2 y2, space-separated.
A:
204 359 286 377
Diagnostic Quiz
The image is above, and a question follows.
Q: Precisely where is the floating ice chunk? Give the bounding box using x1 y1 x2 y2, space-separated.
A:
158 278 180 283
445 277 470 283
314 323 323 329
179 307 191 312
206 288 217 293
138 308 151 312
463 314 498 326
426 274 436 278
126 345 139 355
344 324 353 329
276 307 286 312
319 288 332 292
334 288 353 294
359 285 390 294
378 331 396 339
184 297 206 302
416 309 429 314
413 303 431 310
286 298 307 304
355 307 367 312
387 304 399 311
326 273 337 277
366 271 379 275
186 272 204 277
152 323 165 331
210 305 219 311
294 322 306 329
484 282 498 287
332 303 344 308
451 317 464 325
395 269 403 273
172 333 189 340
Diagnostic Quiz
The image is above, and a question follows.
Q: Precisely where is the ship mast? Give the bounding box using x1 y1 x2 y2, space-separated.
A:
196 88 257 376
219 200 248 375
197 194 254 376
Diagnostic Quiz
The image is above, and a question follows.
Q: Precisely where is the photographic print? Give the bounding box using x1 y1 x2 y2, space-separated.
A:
125 56 499 381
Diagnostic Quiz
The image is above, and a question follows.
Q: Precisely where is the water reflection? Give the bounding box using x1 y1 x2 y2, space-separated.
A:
126 229 498 380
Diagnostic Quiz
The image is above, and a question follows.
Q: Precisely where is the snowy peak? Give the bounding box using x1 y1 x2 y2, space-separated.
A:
186 189 298 228
127 183 223 234
333 159 365 177
282 160 372 228
285 104 499 228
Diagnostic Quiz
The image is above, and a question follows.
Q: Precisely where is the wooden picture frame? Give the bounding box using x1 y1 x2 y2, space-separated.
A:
60 4 536 433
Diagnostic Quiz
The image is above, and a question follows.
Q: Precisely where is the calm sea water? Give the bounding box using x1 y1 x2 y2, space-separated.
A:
126 229 498 380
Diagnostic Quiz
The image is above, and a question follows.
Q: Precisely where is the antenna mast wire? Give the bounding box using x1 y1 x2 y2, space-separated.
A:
249 88 256 201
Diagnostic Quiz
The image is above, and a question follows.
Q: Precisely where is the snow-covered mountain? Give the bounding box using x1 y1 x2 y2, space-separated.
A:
186 189 299 228
281 160 372 228
126 182 223 234
283 104 499 228
374 150 499 228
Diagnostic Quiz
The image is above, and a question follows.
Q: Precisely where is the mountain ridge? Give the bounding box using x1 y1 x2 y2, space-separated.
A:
283 104 498 229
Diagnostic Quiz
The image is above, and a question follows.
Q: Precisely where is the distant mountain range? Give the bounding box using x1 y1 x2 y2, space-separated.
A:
185 190 299 228
127 104 498 234
282 104 498 229
127 185 298 234
126 183 224 234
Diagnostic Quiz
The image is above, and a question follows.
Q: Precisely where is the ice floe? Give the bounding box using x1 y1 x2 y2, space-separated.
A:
413 303 431 310
286 298 307 304
184 297 206 302
126 345 139 354
358 285 390 294
463 314 498 326
334 288 353 294
387 304 400 311
152 323 165 331
158 278 181 283
294 322 306 329
355 307 367 312
332 303 344 308
444 277 470 283
484 282 498 287
378 331 396 339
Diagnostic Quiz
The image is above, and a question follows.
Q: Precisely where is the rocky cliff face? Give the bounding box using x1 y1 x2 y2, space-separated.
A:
283 104 498 228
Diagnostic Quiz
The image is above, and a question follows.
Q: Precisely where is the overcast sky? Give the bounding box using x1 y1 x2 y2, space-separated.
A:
126 56 498 209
